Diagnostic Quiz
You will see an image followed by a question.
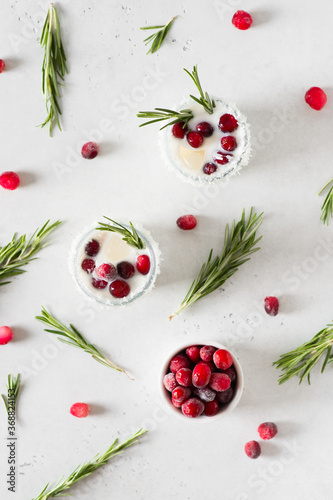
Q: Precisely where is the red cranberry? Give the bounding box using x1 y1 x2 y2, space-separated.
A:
172 386 191 405
192 362 212 388
216 386 234 404
194 386 216 402
81 259 95 274
176 368 192 387
219 114 238 133
204 399 219 417
85 239 100 257
305 87 327 110
257 422 278 440
136 255 150 275
214 152 232 165
0 171 20 190
172 121 188 139
209 373 231 392
117 261 135 279
200 345 216 362
109 279 130 298
201 360 215 372
203 162 217 175
245 441 261 459
221 136 237 152
186 346 201 363
232 10 253 30
264 296 279 316
176 215 197 230
182 398 204 418
81 141 99 159
172 396 183 408
222 366 236 383
163 373 177 392
0 326 14 345
196 121 214 137
0 59 5 73
169 354 190 373
213 349 233 370
97 263 116 280
91 277 108 289
187 131 204 148
70 402 90 418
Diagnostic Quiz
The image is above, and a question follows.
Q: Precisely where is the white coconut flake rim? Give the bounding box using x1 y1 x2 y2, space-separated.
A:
69 222 161 308
159 97 251 186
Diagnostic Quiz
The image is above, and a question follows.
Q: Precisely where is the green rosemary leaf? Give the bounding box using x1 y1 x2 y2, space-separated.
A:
141 17 176 54
183 65 216 114
96 217 145 250
318 177 333 225
137 107 194 129
1 374 21 414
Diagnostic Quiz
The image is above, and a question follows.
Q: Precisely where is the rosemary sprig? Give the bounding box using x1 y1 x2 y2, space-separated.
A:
273 321 333 385
169 208 264 320
318 177 333 225
1 374 21 415
137 107 194 129
40 3 68 135
96 217 146 250
36 307 131 378
141 16 176 54
0 220 62 286
31 429 147 500
184 65 216 114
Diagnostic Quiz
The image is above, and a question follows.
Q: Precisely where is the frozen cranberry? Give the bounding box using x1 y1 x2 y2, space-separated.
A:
201 360 215 372
305 87 327 110
172 386 191 405
232 10 253 30
0 326 14 345
0 171 20 190
177 214 197 230
172 121 188 139
200 345 216 362
91 277 108 289
163 373 177 392
97 263 116 280
222 366 236 383
204 399 219 417
221 136 237 152
219 114 238 133
214 152 232 165
136 255 150 275
264 296 279 316
245 441 261 459
81 141 99 159
209 373 231 392
216 386 234 404
213 349 233 370
109 279 130 298
85 239 100 257
169 354 190 373
117 261 135 279
258 422 278 440
187 131 204 148
196 121 214 137
81 259 95 274
192 362 212 388
186 345 200 363
172 396 183 408
176 368 192 387
0 59 5 73
182 398 204 418
70 402 90 418
194 386 216 402
203 162 217 175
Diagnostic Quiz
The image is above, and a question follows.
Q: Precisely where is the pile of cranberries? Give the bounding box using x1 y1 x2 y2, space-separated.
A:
81 238 151 299
172 113 239 176
163 344 238 418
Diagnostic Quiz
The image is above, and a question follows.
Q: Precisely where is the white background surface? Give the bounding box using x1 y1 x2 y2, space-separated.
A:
1 0 333 499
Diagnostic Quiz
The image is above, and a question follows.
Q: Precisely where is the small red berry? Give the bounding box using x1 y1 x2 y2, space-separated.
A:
172 122 188 139
209 373 231 392
136 255 151 275
182 397 204 418
176 368 192 387
172 386 191 405
117 261 135 279
219 114 238 133
216 386 234 404
0 59 5 73
172 396 183 408
264 296 279 316
109 279 130 298
85 239 100 257
305 87 327 111
194 386 216 402
214 152 231 165
81 259 95 274
169 354 190 373
91 277 108 289
0 326 14 345
163 373 177 392
200 345 216 362
245 440 261 459
221 136 237 152
70 402 90 418
186 131 204 148
97 263 116 280
257 422 278 440
0 171 20 190
176 215 197 230
204 399 219 417
81 141 99 159
232 10 253 31
186 345 200 363
196 121 214 137
203 162 217 175
192 362 212 388
213 349 233 370
222 366 236 383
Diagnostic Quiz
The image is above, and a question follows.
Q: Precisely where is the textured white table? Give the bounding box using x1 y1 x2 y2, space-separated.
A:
1 0 333 499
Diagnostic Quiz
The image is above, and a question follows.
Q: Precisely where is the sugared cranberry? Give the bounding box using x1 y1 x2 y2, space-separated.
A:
176 215 197 230
221 136 237 152
97 263 116 280
305 87 327 111
163 373 177 392
216 386 234 404
136 255 150 275
201 360 215 372
182 398 204 418
0 59 5 73
222 366 236 383
209 373 231 392
219 114 238 133
85 239 100 257
172 121 188 139
203 162 217 175
213 349 233 370
257 422 278 440
245 441 261 459
172 386 191 405
70 402 90 418
172 396 183 408
0 326 14 345
81 259 95 274
192 362 212 388
109 279 130 298
232 10 253 30
91 277 108 289
117 261 135 280
200 345 216 362
214 152 232 165
169 354 190 373
0 171 20 190
194 386 216 402
186 345 200 363
196 121 214 137
264 296 279 316
81 141 99 159
187 131 204 148
204 399 219 417
176 368 192 387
